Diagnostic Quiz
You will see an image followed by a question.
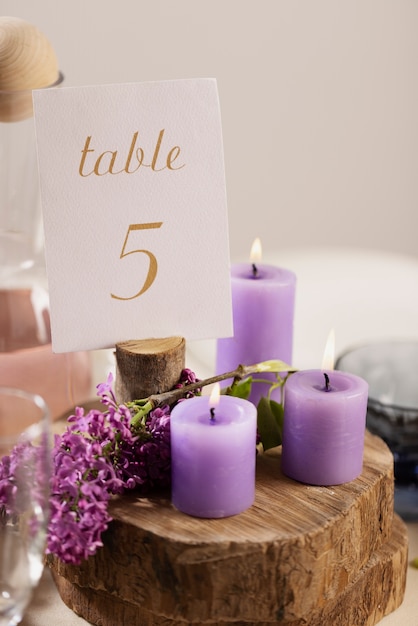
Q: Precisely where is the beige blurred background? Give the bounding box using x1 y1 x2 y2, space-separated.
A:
2 0 417 263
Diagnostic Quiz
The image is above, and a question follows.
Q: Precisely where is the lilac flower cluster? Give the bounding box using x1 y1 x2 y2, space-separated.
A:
0 441 39 516
173 368 201 399
0 438 49 540
0 370 200 565
47 401 129 563
46 374 175 564
121 405 171 492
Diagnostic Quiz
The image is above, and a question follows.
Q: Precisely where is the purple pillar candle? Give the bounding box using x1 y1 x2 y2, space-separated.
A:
216 259 296 406
170 392 257 518
281 370 368 485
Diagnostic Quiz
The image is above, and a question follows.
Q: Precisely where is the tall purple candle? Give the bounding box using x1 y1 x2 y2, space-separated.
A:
170 392 257 518
216 246 296 406
281 369 368 485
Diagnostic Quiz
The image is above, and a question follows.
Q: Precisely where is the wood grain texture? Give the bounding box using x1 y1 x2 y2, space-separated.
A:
0 16 60 121
114 337 186 403
49 431 406 624
50 514 408 626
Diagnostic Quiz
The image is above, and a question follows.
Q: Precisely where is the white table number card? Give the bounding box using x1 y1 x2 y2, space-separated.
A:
33 79 232 352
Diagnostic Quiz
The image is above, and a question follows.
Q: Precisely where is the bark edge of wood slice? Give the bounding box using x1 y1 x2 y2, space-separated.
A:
49 431 407 624
50 513 408 625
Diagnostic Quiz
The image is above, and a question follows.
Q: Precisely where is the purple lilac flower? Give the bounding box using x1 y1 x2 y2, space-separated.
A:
0 453 16 516
46 373 176 562
47 431 114 564
0 369 198 565
120 406 171 492
0 442 45 516
173 368 201 400
0 440 49 540
46 378 139 563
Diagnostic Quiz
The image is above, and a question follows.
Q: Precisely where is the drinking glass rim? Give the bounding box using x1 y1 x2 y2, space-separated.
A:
336 339 418 417
0 386 50 446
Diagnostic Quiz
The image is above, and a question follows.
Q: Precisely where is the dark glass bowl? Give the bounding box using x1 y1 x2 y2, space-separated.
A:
336 340 418 519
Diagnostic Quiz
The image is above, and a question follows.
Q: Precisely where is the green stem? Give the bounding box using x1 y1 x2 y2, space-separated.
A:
129 400 154 428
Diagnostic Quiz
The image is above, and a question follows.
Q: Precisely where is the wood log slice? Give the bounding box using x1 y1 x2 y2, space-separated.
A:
49 431 406 624
50 513 408 626
114 337 186 403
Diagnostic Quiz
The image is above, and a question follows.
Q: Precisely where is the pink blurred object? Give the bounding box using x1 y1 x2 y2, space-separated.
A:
0 288 92 419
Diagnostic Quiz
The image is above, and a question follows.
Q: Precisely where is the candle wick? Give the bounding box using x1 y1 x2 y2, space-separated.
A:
210 407 216 421
252 263 258 277
324 372 330 391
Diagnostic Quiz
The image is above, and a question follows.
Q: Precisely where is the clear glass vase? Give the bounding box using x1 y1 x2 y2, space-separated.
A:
0 74 93 419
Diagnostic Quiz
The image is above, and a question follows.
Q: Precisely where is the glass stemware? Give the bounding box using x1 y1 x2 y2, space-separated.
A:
0 387 50 625
336 340 418 519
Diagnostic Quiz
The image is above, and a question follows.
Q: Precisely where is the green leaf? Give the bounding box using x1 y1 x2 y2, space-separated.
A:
269 399 284 438
251 360 297 374
257 397 284 451
225 377 252 400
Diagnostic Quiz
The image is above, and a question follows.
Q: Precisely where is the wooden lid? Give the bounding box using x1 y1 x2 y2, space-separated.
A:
0 16 60 121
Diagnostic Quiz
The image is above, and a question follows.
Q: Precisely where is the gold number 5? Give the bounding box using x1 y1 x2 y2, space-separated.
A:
111 222 163 301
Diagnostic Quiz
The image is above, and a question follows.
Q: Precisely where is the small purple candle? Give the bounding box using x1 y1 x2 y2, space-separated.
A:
216 239 296 407
170 386 257 518
281 369 368 485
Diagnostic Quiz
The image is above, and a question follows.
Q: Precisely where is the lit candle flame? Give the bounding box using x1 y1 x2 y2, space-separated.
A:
209 383 221 420
209 382 221 408
321 329 335 370
250 237 262 264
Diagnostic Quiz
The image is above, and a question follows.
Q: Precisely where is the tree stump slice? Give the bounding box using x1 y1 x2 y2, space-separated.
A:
48 431 408 625
114 337 186 403
51 513 408 626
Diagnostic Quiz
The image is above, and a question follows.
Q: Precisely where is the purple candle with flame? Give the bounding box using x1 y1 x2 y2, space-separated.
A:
281 332 368 485
170 385 257 518
216 238 296 407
